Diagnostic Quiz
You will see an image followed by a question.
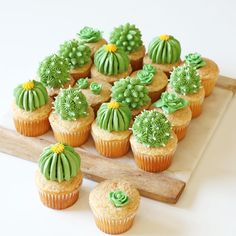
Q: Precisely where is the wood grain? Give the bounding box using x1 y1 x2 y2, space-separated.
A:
217 75 236 93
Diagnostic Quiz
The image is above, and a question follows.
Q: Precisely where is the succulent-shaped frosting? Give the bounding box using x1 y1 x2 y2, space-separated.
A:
185 53 206 69
76 78 89 89
136 64 157 85
90 82 102 95
111 77 150 110
153 92 189 113
54 87 88 120
77 26 102 43
132 110 171 147
109 190 129 208
58 40 91 69
94 44 130 75
148 34 181 64
110 23 143 54
39 143 80 182
170 65 201 95
14 80 48 111
38 54 70 88
96 101 131 132
142 64 157 74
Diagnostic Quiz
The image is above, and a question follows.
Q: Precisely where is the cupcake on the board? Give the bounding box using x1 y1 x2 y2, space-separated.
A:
167 64 205 118
89 179 140 234
91 44 132 84
185 53 219 97
13 80 52 136
130 110 178 172
35 143 83 209
144 34 182 77
110 23 145 70
91 101 132 158
49 87 94 147
58 39 92 81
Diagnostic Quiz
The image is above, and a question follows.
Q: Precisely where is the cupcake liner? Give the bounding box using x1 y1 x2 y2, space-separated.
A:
190 102 203 118
130 56 143 71
172 124 189 141
149 86 167 103
202 78 217 97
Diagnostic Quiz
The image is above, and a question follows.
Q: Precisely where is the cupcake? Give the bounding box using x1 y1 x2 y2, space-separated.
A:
131 64 168 102
185 53 219 97
151 92 192 141
91 44 132 84
49 87 94 147
38 54 75 97
35 143 83 209
12 80 52 136
110 23 145 70
58 39 92 81
91 101 132 157
111 76 151 117
89 179 140 234
143 34 182 77
77 26 107 58
167 64 205 118
75 77 112 112
130 110 178 172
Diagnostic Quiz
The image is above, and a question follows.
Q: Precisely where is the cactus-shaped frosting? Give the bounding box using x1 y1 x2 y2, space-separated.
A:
109 190 129 207
94 44 130 75
148 34 181 64
136 64 157 85
90 82 102 95
14 80 48 111
185 53 206 69
96 101 131 132
110 23 143 54
76 77 89 89
170 65 200 95
54 87 88 120
111 77 151 110
132 110 171 147
39 143 80 182
58 40 91 69
38 54 70 88
77 26 102 43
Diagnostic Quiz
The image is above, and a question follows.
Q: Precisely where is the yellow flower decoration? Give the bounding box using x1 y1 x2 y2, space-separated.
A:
51 143 65 154
22 81 34 90
159 34 170 41
108 101 120 109
105 44 117 53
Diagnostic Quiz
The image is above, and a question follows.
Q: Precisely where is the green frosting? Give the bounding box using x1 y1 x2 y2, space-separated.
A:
58 40 91 69
153 92 189 113
38 54 70 88
14 80 48 111
170 65 201 95
142 64 157 74
77 26 102 43
148 35 181 64
132 110 171 147
185 53 206 69
109 190 129 208
90 82 102 95
94 45 130 75
111 77 151 110
39 143 80 182
96 101 131 132
110 23 143 54
137 70 154 85
54 87 88 120
76 78 89 89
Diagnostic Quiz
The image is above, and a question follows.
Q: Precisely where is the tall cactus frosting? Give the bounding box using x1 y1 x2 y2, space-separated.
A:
110 23 143 54
14 80 48 111
148 34 181 64
39 143 81 182
96 101 131 132
111 77 150 110
185 53 206 69
77 26 102 43
94 44 130 75
54 87 88 120
132 110 171 147
58 40 91 69
38 54 70 88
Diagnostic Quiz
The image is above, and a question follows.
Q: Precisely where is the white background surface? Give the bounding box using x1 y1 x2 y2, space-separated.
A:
0 0 236 235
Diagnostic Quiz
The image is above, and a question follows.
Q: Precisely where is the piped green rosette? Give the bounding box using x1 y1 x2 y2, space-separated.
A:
111 77 151 110
90 82 102 95
14 80 48 111
96 101 131 132
94 44 130 75
185 53 206 69
54 87 88 120
170 65 200 95
38 54 70 88
109 190 129 208
153 92 189 114
148 34 181 64
137 64 157 85
132 110 171 147
76 78 89 89
77 26 102 43
110 23 143 54
39 143 80 182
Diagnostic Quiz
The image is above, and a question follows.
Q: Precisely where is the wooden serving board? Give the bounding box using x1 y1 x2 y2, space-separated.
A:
0 75 236 204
